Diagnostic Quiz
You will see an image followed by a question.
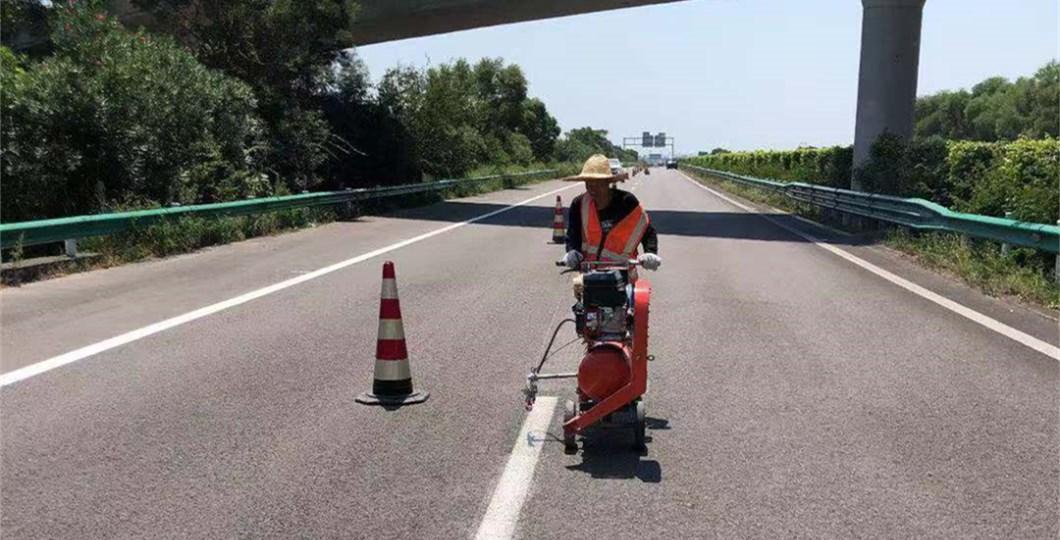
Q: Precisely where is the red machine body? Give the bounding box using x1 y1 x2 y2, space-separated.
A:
564 275 650 437
526 259 653 453
578 343 631 401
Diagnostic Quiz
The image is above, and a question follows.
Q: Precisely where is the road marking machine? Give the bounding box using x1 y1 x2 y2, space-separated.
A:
525 260 652 453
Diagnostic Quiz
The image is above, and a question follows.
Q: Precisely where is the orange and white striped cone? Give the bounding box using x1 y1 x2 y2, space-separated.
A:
551 196 565 244
356 261 429 406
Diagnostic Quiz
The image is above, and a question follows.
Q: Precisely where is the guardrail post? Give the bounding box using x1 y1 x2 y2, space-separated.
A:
1055 220 1059 286
64 239 78 258
1001 212 1013 256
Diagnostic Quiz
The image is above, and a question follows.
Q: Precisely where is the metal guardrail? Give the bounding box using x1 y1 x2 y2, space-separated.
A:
681 164 1060 254
0 170 557 250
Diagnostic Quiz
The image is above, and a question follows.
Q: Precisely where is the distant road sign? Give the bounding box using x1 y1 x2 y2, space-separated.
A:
642 132 653 147
654 132 666 147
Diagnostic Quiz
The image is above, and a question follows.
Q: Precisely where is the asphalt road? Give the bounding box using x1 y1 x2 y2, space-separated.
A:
2 169 1057 539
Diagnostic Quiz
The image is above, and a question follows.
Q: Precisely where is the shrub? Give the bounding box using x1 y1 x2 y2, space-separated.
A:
686 138 1058 223
1 2 267 222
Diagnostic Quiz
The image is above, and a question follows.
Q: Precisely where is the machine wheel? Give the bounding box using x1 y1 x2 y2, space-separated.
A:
633 400 647 452
563 400 578 455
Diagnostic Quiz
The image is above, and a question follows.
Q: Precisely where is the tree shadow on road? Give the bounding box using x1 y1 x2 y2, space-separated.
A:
378 200 872 246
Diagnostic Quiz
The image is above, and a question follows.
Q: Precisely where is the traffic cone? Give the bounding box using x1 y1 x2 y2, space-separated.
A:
551 196 565 244
356 261 429 406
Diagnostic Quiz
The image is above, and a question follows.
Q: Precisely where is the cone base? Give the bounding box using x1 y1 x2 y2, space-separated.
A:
356 390 430 406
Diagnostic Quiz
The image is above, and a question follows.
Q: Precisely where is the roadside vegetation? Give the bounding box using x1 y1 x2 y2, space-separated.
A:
913 62 1058 142
0 1 622 224
884 231 1058 309
681 167 1059 309
683 61 1059 310
688 136 1057 224
86 164 572 266
2 164 577 285
0 1 616 279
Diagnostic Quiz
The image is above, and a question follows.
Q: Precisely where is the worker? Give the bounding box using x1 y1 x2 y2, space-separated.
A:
559 154 661 272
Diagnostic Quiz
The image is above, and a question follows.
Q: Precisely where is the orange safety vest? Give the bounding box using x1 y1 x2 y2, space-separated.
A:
580 196 651 263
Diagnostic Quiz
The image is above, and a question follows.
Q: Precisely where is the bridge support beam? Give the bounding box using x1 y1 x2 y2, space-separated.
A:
852 0 926 190
350 0 686 46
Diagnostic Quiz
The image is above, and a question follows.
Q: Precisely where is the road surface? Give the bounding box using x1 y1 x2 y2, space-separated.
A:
2 168 1056 538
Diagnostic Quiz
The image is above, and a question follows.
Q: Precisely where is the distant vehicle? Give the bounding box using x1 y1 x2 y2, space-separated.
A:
607 158 623 176
665 159 678 169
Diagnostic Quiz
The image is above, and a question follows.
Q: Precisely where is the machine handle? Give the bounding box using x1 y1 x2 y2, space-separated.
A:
581 259 641 268
554 259 641 269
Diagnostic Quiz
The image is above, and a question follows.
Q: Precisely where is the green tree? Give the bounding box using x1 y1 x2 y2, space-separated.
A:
555 127 632 163
521 98 560 161
372 57 559 177
914 61 1059 141
1 0 51 53
1 2 267 221
915 90 971 139
132 0 359 190
378 64 426 121
318 50 420 187
1026 62 1059 138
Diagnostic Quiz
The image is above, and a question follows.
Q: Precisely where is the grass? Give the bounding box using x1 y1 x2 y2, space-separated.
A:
681 167 1060 310
885 231 1059 309
2 164 578 284
1 207 337 285
81 207 337 263
680 167 830 225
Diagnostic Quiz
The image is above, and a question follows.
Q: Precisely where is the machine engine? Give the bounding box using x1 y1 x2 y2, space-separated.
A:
573 269 631 341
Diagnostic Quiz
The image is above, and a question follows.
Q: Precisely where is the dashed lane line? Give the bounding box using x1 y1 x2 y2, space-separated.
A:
474 396 558 540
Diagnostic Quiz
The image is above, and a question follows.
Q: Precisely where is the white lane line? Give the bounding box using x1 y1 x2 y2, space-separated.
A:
0 185 577 387
678 171 1060 361
474 396 557 540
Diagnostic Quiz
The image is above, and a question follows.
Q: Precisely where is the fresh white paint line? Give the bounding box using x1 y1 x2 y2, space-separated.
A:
474 396 558 540
678 171 1060 361
0 184 577 387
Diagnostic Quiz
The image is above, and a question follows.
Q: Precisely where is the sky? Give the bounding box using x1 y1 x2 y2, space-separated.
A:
355 0 1058 155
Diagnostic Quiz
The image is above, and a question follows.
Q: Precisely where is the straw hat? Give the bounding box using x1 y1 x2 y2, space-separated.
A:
563 154 627 182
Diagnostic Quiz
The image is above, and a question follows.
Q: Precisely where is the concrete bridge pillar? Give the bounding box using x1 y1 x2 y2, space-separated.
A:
852 0 926 189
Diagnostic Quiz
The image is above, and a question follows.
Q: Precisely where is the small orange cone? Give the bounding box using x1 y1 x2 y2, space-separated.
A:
356 261 429 406
551 196 565 244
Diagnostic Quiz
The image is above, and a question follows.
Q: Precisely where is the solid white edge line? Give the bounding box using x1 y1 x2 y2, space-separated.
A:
474 396 557 540
0 184 578 387
677 171 1060 361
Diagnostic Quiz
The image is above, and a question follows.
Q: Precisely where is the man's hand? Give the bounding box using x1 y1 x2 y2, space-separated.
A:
638 253 662 271
561 250 583 269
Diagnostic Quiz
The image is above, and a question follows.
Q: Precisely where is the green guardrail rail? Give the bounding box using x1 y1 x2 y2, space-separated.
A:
680 164 1060 254
0 170 557 250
